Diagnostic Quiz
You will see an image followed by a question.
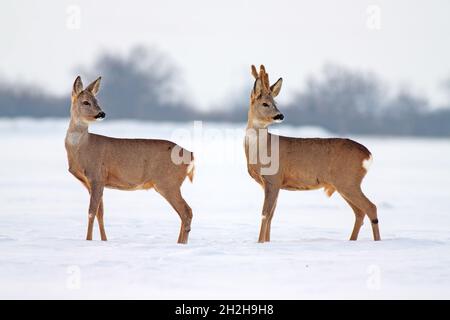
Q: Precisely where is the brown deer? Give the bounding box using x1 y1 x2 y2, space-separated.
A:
244 65 380 242
65 76 194 244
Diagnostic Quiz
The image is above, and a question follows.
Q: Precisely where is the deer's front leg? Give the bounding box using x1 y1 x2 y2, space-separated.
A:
86 181 104 241
97 199 107 241
258 183 280 243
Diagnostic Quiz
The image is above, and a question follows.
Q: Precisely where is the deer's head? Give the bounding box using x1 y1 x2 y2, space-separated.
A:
248 65 284 128
71 76 105 123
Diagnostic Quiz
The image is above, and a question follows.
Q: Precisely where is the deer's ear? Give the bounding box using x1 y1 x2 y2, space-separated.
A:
253 78 263 97
85 76 102 96
270 78 283 97
72 76 83 97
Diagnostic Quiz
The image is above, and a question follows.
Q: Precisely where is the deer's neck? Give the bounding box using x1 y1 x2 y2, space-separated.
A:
66 118 89 146
246 115 270 137
246 107 270 131
245 117 270 159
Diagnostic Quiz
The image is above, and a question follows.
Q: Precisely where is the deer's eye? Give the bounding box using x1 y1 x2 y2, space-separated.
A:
262 103 270 107
82 101 90 106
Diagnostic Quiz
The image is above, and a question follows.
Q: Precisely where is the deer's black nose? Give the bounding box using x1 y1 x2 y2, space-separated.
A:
95 112 106 119
273 113 284 121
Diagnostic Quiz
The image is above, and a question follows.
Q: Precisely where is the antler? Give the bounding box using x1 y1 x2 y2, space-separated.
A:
251 64 271 93
251 65 259 80
259 65 270 91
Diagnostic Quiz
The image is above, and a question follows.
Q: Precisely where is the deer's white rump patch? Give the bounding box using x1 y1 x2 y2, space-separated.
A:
186 159 195 183
362 155 373 171
187 160 195 175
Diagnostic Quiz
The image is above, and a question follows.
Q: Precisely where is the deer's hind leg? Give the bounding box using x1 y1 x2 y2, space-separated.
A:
340 194 365 241
155 185 193 244
338 186 380 241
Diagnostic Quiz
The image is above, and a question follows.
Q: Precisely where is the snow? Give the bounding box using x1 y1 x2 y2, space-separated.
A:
1 118 450 299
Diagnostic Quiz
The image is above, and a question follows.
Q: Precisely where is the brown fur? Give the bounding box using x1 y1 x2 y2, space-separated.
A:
245 65 380 242
65 76 194 244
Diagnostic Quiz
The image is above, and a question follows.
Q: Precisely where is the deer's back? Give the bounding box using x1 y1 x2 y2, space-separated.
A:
279 137 371 190
68 133 193 191
245 135 371 190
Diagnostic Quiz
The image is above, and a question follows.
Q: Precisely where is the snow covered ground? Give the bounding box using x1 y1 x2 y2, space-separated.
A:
0 118 449 299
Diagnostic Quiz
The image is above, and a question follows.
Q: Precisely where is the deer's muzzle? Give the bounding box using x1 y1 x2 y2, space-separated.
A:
95 112 106 120
273 113 284 122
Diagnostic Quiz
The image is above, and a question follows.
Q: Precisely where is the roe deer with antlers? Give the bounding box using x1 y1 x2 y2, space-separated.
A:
65 76 194 243
244 65 380 242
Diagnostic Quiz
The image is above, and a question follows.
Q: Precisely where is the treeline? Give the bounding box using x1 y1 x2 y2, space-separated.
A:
284 65 450 136
0 47 449 136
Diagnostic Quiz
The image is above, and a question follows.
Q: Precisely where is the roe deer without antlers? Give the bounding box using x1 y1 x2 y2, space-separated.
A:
65 76 194 244
244 65 380 242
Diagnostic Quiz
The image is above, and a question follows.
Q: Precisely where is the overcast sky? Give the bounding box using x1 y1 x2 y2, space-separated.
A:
1 0 449 110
